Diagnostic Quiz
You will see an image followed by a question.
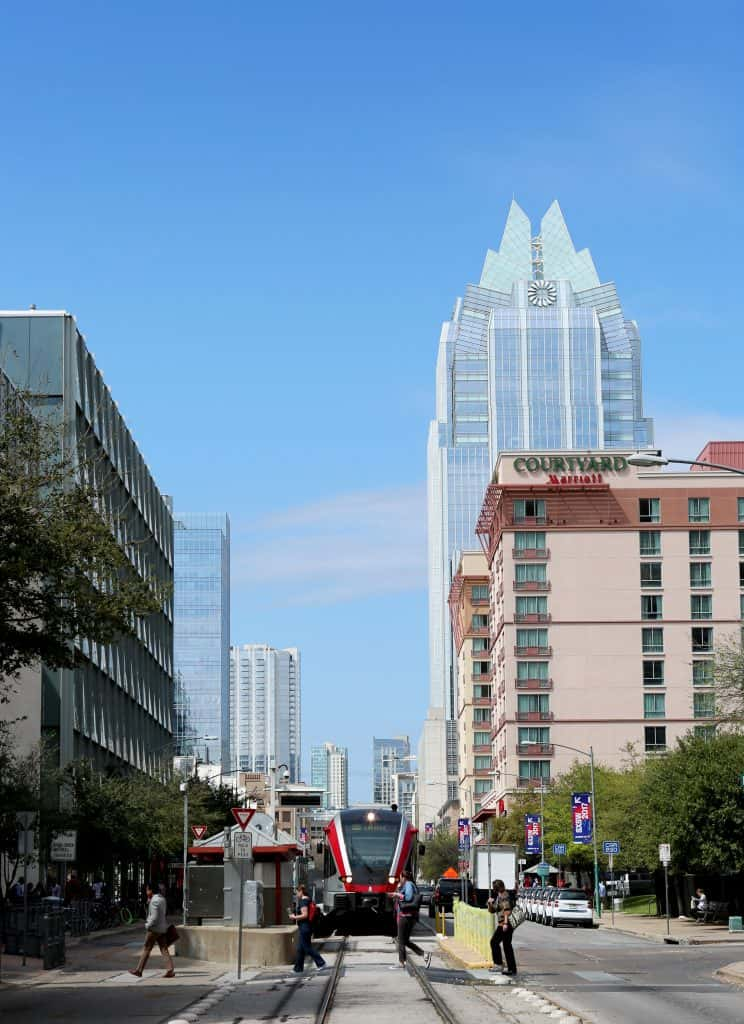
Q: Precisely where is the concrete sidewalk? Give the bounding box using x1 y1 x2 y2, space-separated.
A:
596 910 744 945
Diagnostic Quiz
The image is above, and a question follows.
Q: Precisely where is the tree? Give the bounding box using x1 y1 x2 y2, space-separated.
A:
0 384 166 690
712 633 744 725
420 830 459 881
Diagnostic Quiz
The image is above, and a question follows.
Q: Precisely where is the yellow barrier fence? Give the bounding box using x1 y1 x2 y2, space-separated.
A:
453 900 494 961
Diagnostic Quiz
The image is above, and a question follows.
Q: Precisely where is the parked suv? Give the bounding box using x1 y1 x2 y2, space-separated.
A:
550 889 593 928
430 877 469 916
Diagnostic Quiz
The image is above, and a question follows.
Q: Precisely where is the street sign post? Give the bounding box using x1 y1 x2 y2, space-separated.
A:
229 811 255 980
552 842 567 882
659 843 671 935
602 841 620 855
51 831 78 861
232 808 256 831
233 833 252 859
191 825 208 841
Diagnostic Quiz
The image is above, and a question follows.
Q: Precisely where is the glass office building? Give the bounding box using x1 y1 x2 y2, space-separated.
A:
311 742 349 809
373 736 410 804
423 201 654 811
173 513 230 768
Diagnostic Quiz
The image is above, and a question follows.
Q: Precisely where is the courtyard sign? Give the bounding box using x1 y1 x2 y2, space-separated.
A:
513 454 628 486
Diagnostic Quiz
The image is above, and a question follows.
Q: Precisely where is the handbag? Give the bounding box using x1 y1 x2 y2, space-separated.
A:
165 924 180 945
508 904 526 930
400 883 423 916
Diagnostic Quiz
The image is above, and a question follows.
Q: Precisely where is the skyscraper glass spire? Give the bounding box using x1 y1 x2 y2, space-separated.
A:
421 200 654 812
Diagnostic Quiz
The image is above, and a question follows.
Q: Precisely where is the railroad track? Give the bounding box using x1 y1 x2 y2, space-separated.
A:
315 935 347 1024
407 960 462 1024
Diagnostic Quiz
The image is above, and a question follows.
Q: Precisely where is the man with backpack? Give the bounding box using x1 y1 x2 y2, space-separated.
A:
391 870 431 970
289 884 327 974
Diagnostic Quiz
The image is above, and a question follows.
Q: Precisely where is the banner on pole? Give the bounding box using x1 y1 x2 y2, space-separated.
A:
525 814 541 855
457 817 471 850
424 822 434 839
571 792 593 844
299 826 308 845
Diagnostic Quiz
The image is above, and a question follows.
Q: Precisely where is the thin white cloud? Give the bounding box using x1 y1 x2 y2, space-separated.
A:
232 484 427 606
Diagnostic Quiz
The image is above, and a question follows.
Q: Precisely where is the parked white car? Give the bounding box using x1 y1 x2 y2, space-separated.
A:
549 888 593 927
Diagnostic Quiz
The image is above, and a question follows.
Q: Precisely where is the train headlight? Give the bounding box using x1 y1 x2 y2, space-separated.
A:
341 875 353 884
388 875 397 885
366 812 376 822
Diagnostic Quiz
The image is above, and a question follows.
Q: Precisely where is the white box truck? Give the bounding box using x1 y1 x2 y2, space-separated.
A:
469 844 518 906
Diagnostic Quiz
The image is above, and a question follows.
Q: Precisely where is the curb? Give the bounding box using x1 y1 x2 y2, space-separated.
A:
597 923 744 946
715 964 744 988
435 935 490 970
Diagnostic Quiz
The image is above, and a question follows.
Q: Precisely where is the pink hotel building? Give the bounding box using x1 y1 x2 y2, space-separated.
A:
450 447 744 822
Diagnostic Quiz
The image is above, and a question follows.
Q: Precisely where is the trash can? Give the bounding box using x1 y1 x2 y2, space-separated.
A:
729 916 743 933
613 898 623 912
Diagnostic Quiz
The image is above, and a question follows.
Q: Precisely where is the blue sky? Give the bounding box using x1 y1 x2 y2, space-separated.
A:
2 3 742 800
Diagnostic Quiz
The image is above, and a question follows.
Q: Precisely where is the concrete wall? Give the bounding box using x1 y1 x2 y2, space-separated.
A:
177 925 297 967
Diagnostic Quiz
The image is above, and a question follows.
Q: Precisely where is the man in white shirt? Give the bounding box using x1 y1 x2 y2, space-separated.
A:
129 882 175 978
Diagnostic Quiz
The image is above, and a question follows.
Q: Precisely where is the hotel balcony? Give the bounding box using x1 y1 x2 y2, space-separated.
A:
517 776 553 789
514 646 552 657
471 596 490 606
472 696 492 707
473 767 492 778
473 744 491 755
513 580 551 592
516 743 555 756
515 711 554 722
515 677 553 690
470 625 490 636
512 515 547 526
471 672 492 682
514 612 552 624
512 547 550 559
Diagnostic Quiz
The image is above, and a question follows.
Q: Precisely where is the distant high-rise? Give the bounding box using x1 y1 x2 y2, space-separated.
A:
373 736 410 805
230 644 301 782
173 513 230 767
311 742 349 809
422 201 654 818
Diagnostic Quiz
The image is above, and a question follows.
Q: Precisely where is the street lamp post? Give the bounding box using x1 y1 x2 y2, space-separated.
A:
269 760 290 840
627 452 744 476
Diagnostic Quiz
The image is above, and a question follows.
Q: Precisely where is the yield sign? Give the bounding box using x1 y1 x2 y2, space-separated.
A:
191 825 208 840
231 807 255 831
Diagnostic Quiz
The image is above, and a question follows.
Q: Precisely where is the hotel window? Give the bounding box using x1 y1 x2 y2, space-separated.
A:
474 755 491 770
641 595 663 620
643 661 664 686
518 727 550 744
516 628 549 650
474 779 491 795
516 596 548 618
690 562 712 588
740 564 744 587
513 499 546 522
472 637 489 653
515 531 546 551
643 693 666 719
472 613 489 630
642 627 664 653
688 497 710 523
640 563 662 588
639 531 661 556
518 760 551 780
739 531 744 556
515 563 547 584
694 724 716 741
473 684 491 699
473 660 491 676
517 661 549 680
739 497 744 522
692 660 713 686
473 707 490 723
473 731 490 746
517 693 550 715
471 584 489 601
639 497 661 523
693 692 715 718
741 594 744 619
644 726 667 753
692 627 713 652
691 594 712 620
689 530 711 556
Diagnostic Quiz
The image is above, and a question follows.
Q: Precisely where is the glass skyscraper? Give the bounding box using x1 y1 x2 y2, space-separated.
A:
173 513 230 768
422 200 654 813
311 742 349 809
373 736 410 805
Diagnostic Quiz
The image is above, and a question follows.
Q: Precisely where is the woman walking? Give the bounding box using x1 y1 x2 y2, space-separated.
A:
391 870 430 970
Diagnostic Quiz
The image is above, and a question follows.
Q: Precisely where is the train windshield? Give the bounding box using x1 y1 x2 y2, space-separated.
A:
340 810 403 881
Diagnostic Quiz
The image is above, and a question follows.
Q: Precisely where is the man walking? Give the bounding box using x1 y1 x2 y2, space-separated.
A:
129 881 175 978
487 878 517 976
289 884 327 974
391 870 430 970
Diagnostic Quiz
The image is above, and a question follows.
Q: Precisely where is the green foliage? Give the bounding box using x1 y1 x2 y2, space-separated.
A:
0 389 166 688
420 829 459 881
713 634 744 725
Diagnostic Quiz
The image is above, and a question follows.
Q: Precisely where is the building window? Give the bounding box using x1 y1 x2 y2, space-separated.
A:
688 497 710 523
691 594 713 620
741 594 744 619
641 595 663 620
517 693 550 714
517 661 549 680
639 531 661 556
643 661 664 686
739 497 744 523
516 596 548 617
640 562 662 588
692 660 713 686
642 627 664 653
474 778 491 794
516 628 549 650
693 692 715 718
471 584 489 601
518 727 550 744
515 563 547 584
472 637 489 653
694 725 716 741
639 497 661 523
473 684 491 700
643 693 666 719
644 726 667 753
518 760 551 780
515 531 546 551
689 530 711 556
692 627 713 652
740 564 744 587
471 614 489 630
473 731 490 746
689 562 712 588
513 499 546 523
473 707 490 723
473 660 491 676
474 755 491 770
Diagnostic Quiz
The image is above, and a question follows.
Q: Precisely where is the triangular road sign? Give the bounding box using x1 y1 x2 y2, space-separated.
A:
232 807 255 831
191 825 208 840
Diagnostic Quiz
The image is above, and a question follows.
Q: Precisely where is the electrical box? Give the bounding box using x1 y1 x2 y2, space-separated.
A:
188 865 224 922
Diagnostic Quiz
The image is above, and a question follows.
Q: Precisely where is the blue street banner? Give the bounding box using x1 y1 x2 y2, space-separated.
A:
553 842 567 856
525 814 541 855
572 792 593 844
424 822 434 839
457 817 471 850
299 826 308 845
